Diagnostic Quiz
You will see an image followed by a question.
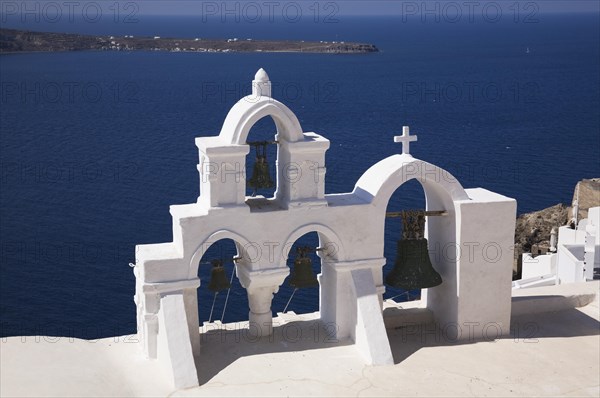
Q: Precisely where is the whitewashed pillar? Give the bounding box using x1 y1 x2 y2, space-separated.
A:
319 258 386 340
236 266 289 337
247 286 280 336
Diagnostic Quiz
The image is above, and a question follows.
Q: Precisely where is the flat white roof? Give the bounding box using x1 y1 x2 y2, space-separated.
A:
1 281 598 397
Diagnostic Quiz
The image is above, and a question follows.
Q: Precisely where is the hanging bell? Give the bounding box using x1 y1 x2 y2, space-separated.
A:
208 259 231 293
385 210 442 290
289 247 319 289
385 238 442 290
248 143 274 190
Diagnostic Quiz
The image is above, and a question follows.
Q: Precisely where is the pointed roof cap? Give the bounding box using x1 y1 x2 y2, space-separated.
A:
254 68 270 82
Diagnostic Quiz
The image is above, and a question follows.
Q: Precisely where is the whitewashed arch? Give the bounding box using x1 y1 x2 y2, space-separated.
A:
353 155 469 211
135 70 518 388
282 223 346 263
188 229 253 279
218 96 304 145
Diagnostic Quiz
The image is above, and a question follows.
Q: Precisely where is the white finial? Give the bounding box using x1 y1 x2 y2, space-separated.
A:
254 68 270 82
252 68 271 98
394 126 418 155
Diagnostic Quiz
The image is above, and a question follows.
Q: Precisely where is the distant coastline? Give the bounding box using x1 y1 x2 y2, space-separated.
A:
0 28 379 54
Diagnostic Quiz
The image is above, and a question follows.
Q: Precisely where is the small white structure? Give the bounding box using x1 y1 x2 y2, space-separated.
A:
133 69 517 388
516 207 600 288
557 207 600 283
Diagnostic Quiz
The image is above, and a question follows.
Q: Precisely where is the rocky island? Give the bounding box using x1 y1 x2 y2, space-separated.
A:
0 28 379 54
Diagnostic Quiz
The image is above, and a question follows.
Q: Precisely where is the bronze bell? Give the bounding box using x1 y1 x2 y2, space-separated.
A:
289 247 319 289
385 238 442 290
385 210 442 290
248 143 274 190
208 259 231 293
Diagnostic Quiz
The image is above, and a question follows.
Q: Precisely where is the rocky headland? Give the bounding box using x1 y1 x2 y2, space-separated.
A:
514 178 600 277
0 28 379 54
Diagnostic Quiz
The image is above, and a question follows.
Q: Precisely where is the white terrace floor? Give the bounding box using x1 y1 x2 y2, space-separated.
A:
2 281 599 397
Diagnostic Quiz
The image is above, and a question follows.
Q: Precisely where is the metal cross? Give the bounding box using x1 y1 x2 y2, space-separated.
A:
394 126 417 155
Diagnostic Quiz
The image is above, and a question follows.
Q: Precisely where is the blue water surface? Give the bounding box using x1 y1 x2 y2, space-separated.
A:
1 15 599 338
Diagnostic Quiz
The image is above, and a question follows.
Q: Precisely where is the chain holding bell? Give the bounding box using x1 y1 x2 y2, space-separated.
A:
248 142 275 190
288 247 319 289
208 259 231 293
385 210 442 290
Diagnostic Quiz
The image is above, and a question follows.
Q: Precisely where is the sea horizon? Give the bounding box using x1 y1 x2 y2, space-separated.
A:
1 11 598 338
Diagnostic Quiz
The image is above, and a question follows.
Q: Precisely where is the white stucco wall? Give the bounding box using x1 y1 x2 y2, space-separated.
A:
555 207 599 284
522 253 557 279
132 69 517 388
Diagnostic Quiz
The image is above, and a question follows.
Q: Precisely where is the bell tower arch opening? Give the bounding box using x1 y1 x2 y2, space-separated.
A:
274 224 344 318
195 238 245 325
245 116 279 198
196 70 329 212
353 127 469 329
273 231 321 315
383 179 431 303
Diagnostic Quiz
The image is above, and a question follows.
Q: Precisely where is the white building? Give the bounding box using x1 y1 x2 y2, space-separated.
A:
133 69 517 389
515 206 600 289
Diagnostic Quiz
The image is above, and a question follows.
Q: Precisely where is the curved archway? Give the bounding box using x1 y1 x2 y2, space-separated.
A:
244 116 279 198
382 179 429 303
274 224 345 316
282 223 346 263
194 238 242 325
218 96 305 145
353 155 469 212
273 231 321 315
354 155 466 320
188 229 254 279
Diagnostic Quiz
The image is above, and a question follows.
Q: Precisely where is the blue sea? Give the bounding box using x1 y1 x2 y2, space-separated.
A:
1 13 599 338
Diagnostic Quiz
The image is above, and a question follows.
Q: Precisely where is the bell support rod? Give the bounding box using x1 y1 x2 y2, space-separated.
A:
386 210 447 218
283 288 298 313
297 247 327 253
220 263 236 323
201 256 242 265
247 140 279 146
